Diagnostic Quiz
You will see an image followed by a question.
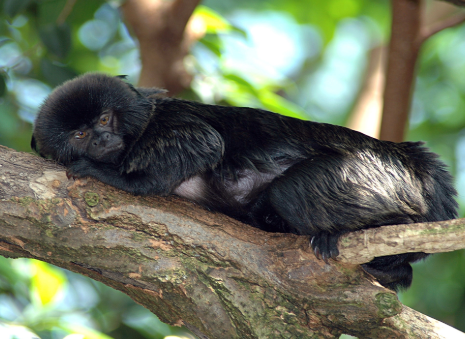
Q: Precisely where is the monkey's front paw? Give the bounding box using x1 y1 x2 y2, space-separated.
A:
66 169 74 180
310 232 344 263
66 169 82 180
66 159 92 180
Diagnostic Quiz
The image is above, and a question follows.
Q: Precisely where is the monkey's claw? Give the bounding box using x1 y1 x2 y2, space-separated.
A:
66 170 79 180
310 232 341 263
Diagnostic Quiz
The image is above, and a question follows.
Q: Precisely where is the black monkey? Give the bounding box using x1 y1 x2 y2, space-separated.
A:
31 73 458 291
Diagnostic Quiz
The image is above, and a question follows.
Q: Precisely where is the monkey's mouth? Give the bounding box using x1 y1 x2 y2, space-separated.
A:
96 143 125 163
106 142 124 153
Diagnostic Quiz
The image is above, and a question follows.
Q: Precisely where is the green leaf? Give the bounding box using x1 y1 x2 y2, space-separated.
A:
0 37 12 48
223 73 258 95
199 35 223 57
39 23 72 58
37 0 67 26
3 0 32 18
258 91 308 120
0 99 18 139
193 5 233 33
60 323 115 339
40 59 78 87
31 261 66 306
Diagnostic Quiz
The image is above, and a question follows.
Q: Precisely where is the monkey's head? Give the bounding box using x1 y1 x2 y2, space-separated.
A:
31 73 153 165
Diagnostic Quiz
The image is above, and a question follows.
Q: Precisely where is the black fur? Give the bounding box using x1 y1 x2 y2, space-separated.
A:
31 73 458 291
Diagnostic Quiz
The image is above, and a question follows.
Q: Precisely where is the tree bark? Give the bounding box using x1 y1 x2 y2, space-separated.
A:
121 0 202 95
380 0 422 142
442 0 465 6
1 146 465 338
346 46 385 138
380 0 465 142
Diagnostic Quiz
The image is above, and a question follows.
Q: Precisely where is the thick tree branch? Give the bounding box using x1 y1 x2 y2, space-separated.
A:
171 0 202 35
121 0 202 95
380 0 465 142
1 146 465 338
380 0 422 142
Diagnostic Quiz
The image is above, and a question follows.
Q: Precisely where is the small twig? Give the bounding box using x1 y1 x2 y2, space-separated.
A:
419 12 465 45
338 218 465 264
56 0 77 25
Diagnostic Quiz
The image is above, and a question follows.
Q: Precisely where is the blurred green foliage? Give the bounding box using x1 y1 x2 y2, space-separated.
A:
0 257 194 339
1 0 465 337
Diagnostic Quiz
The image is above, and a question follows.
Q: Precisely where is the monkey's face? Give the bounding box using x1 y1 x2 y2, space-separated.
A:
68 109 124 164
31 73 153 165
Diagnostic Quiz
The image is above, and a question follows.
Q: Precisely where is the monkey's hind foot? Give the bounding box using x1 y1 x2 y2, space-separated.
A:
310 232 345 263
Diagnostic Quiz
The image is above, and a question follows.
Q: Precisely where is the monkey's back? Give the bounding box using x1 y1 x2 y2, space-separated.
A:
152 98 457 227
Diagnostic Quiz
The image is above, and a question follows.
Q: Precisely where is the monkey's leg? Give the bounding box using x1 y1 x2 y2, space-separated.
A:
361 254 428 291
250 156 422 289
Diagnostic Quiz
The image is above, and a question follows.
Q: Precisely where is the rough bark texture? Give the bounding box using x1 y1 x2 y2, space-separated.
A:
1 146 465 338
338 218 465 264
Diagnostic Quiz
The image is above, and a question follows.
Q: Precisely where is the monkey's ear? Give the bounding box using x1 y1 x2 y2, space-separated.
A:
115 75 144 98
31 135 46 158
31 135 37 152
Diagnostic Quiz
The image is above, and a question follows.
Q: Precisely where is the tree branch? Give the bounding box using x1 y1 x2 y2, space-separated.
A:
346 46 385 138
338 219 465 264
441 0 465 7
380 0 422 142
170 0 202 36
1 146 465 338
379 0 465 142
56 0 77 25
121 0 202 95
420 11 465 44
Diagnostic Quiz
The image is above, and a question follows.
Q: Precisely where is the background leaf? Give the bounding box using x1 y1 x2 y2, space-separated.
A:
3 0 32 18
40 58 78 87
31 261 66 306
39 23 72 58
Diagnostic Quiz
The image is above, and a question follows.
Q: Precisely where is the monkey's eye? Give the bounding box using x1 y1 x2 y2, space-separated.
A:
100 115 110 125
74 131 87 139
